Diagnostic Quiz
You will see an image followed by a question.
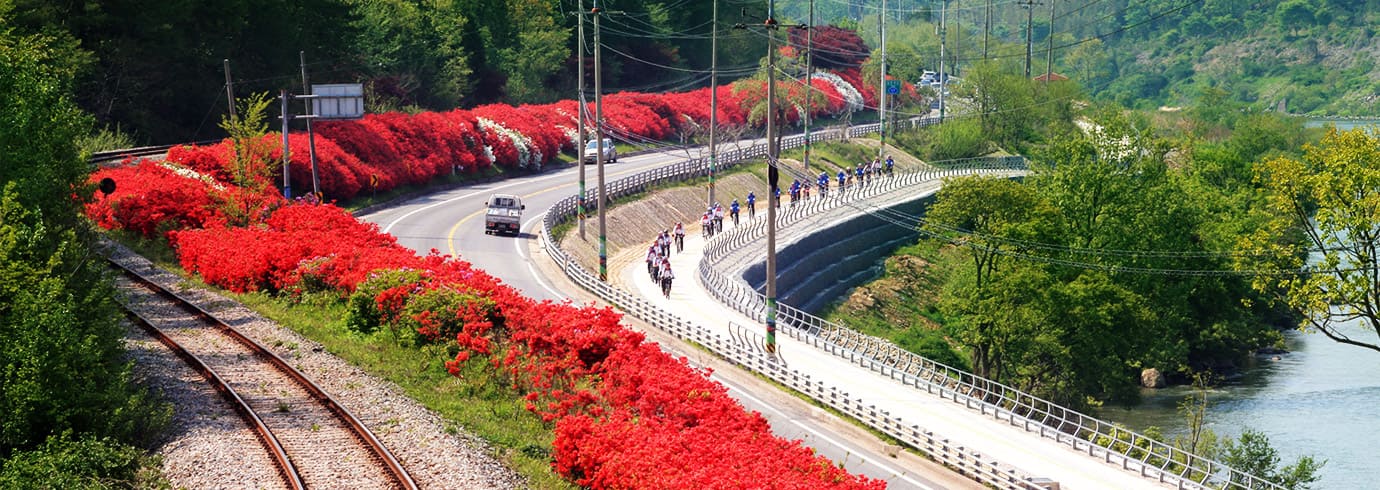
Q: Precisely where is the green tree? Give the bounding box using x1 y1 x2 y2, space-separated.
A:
219 92 278 226
0 26 92 228
1247 127 1380 353
923 176 1063 381
1221 430 1324 489
348 0 473 109
963 60 1037 149
0 14 169 467
497 0 569 102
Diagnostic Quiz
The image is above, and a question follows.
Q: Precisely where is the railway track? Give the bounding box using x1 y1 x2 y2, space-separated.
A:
111 259 418 490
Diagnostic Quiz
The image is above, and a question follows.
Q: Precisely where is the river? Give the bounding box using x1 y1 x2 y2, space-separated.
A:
1096 319 1378 489
1303 118 1380 131
1095 119 1378 489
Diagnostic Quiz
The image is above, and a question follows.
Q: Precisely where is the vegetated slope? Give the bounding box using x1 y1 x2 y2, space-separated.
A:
1079 1 1380 115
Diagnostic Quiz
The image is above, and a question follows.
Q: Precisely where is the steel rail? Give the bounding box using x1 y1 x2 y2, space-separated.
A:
110 259 419 490
120 307 306 490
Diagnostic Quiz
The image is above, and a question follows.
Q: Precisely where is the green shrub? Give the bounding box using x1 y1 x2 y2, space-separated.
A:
393 286 497 345
344 269 425 335
1 190 170 453
926 117 988 160
0 434 165 490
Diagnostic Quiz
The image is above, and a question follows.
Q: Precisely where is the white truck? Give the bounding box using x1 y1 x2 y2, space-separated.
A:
484 194 524 235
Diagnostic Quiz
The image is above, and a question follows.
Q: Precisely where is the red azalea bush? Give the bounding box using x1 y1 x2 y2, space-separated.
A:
436 290 884 489
84 32 893 486
86 160 226 240
832 68 877 109
170 202 419 293
165 143 235 182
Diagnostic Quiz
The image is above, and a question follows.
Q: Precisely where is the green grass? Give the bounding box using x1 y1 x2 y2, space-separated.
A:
780 139 881 172
108 236 574 489
233 291 571 488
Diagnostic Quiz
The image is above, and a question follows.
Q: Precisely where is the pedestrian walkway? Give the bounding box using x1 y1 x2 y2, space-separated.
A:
621 220 1167 490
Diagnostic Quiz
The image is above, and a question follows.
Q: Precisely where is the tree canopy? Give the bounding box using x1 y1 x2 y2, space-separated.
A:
1246 126 1380 353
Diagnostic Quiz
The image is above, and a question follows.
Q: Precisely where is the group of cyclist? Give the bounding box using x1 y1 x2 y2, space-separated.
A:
700 203 726 238
647 223 686 298
796 155 896 203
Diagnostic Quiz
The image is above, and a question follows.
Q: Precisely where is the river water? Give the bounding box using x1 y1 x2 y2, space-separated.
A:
1096 318 1379 489
1096 118 1377 489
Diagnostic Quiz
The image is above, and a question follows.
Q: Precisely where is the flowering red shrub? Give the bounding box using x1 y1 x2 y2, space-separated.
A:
91 42 891 487
86 160 227 240
165 143 235 182
792 26 871 70
473 104 568 169
833 68 878 109
170 202 419 293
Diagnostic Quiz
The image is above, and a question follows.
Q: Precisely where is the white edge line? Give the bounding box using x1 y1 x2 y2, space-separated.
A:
517 213 568 300
712 372 938 490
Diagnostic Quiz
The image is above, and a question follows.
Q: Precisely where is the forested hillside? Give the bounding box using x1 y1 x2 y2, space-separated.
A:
4 0 763 143
12 0 1376 144
780 0 1380 116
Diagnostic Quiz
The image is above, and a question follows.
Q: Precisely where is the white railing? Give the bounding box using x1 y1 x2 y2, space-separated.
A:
541 120 1051 490
539 119 1283 490
695 173 1284 490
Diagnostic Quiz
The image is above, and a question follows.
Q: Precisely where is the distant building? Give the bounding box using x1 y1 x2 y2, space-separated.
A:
1032 72 1068 82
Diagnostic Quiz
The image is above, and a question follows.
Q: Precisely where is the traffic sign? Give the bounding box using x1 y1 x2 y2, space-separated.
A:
885 80 901 94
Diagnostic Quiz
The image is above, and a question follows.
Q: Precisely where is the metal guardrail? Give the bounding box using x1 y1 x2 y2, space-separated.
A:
541 117 1283 490
540 120 1051 490
695 168 1285 490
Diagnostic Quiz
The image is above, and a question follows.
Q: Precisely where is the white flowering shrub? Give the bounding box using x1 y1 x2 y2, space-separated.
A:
813 71 864 114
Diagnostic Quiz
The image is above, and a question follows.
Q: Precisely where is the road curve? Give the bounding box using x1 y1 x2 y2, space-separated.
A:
357 147 980 490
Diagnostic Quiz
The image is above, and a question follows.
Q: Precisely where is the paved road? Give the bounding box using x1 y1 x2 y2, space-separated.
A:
358 148 976 490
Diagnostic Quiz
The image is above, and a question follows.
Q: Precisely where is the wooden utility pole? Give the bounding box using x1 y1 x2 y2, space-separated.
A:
578 0 587 239
802 0 813 172
594 0 609 281
877 0 887 158
765 0 779 354
708 0 718 208
983 0 992 60
1045 0 1056 84
300 51 320 196
939 0 947 122
224 59 237 120
1021 0 1040 78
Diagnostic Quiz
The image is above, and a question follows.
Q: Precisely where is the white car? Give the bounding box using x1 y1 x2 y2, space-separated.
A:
582 138 616 164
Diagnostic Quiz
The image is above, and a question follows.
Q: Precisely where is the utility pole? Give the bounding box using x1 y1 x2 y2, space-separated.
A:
1045 0 1055 84
578 0 587 239
280 89 292 199
594 0 609 282
708 0 718 208
802 0 813 172
1021 0 1039 78
939 0 947 122
299 51 320 196
765 0 780 354
983 0 992 60
224 59 236 120
877 0 886 158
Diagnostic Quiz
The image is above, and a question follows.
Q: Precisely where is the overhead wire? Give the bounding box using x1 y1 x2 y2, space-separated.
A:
758 154 1316 277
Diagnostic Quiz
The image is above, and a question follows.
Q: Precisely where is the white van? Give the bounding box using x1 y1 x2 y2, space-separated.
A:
582 138 616 164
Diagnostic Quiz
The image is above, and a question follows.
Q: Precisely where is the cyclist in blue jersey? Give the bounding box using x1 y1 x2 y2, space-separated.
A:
746 191 756 219
730 199 740 226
